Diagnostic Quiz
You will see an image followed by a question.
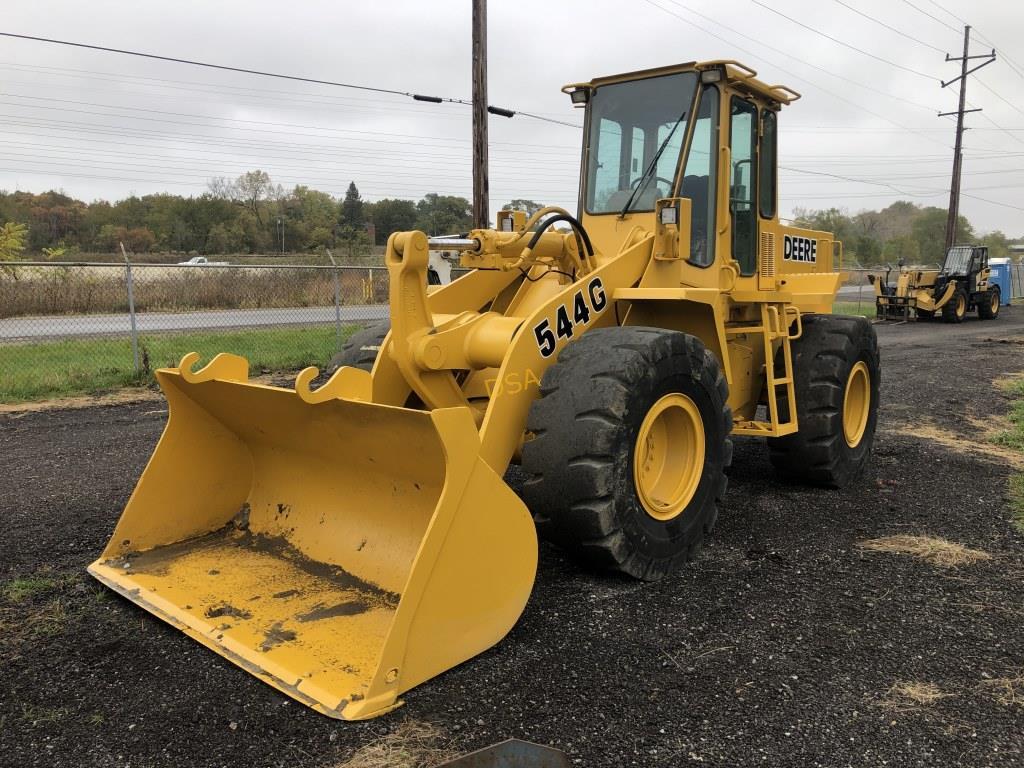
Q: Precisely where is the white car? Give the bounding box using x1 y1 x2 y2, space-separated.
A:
177 256 230 266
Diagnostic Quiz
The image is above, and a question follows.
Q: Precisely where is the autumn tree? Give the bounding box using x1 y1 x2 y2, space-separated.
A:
0 221 28 261
209 170 282 225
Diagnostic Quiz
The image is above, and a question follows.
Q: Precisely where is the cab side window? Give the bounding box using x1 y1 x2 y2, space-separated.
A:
680 85 719 267
729 97 758 275
759 110 777 220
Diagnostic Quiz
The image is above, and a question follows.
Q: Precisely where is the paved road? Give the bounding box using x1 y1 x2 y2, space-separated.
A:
0 305 389 341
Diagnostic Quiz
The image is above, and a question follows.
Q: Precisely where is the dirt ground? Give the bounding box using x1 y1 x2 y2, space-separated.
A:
2 308 1023 768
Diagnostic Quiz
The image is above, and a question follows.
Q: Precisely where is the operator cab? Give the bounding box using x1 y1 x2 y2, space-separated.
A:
942 244 987 277
565 61 832 297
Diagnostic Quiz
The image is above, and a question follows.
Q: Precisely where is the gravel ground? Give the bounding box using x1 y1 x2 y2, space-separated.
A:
2 308 1023 768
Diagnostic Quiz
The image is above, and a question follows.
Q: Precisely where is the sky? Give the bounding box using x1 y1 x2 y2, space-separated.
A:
0 0 1022 236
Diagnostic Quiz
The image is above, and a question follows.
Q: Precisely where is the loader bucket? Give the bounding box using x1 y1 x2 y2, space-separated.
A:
88 353 537 720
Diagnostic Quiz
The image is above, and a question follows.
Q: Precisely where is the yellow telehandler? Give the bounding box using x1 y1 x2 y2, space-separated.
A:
869 244 1001 322
89 60 880 720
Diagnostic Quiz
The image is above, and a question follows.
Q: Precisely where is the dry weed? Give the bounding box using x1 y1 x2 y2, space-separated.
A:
979 674 1024 707
879 681 954 711
335 721 458 768
859 535 991 567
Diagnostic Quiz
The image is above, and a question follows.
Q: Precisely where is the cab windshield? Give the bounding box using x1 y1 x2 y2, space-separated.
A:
942 245 975 276
584 72 699 214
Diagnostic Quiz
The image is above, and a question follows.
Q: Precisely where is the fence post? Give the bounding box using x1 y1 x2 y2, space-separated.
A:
326 249 342 353
120 242 141 374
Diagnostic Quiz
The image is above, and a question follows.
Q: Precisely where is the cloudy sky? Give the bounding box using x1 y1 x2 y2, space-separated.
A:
1 0 1022 235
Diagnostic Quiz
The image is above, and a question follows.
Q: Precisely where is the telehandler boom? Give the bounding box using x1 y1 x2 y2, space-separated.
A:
90 60 880 720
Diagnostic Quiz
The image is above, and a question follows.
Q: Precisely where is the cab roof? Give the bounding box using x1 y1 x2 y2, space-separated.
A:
563 60 801 107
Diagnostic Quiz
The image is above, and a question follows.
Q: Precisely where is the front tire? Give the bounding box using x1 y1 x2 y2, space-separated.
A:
942 286 967 323
326 320 390 373
768 314 880 488
521 327 732 581
978 286 1001 320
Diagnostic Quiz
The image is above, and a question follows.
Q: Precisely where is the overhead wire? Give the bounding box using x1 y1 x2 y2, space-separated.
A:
897 0 962 35
748 0 937 80
639 0 954 152
830 0 946 54
0 31 580 129
655 0 940 113
0 92 578 152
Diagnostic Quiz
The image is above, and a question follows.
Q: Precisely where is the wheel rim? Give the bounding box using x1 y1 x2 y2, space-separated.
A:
992 292 999 313
956 293 966 318
633 393 705 521
843 361 871 448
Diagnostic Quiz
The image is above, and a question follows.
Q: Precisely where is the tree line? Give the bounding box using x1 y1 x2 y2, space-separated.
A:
792 201 1021 265
0 171 487 257
0 169 1018 263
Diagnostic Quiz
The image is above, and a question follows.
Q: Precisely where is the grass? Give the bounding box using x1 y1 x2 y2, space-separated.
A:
0 570 110 662
993 377 1024 532
334 722 457 768
18 704 70 726
0 325 357 403
858 535 992 567
3 575 62 602
831 301 872 317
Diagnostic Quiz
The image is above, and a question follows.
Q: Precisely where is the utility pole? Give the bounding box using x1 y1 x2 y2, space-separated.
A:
940 26 995 251
471 0 489 229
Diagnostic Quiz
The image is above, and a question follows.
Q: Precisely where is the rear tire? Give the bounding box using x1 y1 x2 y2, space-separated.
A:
768 314 880 488
942 286 967 323
521 327 732 581
978 286 1001 320
327 320 390 373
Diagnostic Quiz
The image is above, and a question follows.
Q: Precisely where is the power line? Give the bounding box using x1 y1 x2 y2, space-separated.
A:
901 0 1024 86
639 0 953 152
0 32 423 98
897 0 962 35
749 0 937 80
0 116 583 169
780 165 945 196
922 0 966 27
653 0 940 113
831 0 946 54
0 92 578 151
973 78 1024 121
0 31 580 128
0 103 576 159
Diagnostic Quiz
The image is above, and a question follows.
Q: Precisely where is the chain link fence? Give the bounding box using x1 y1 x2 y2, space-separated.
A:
0 258 388 402
1 256 1020 403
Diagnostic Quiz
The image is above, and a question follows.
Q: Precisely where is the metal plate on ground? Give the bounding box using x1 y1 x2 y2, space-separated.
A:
434 739 570 768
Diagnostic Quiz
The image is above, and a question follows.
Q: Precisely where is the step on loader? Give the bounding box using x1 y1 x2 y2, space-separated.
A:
90 60 880 720
869 244 1001 322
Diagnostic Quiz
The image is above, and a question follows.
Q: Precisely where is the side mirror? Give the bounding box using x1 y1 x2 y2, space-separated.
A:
654 197 692 261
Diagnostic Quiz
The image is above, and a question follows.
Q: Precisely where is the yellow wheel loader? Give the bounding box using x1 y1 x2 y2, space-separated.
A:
869 244 1001 322
89 60 880 720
